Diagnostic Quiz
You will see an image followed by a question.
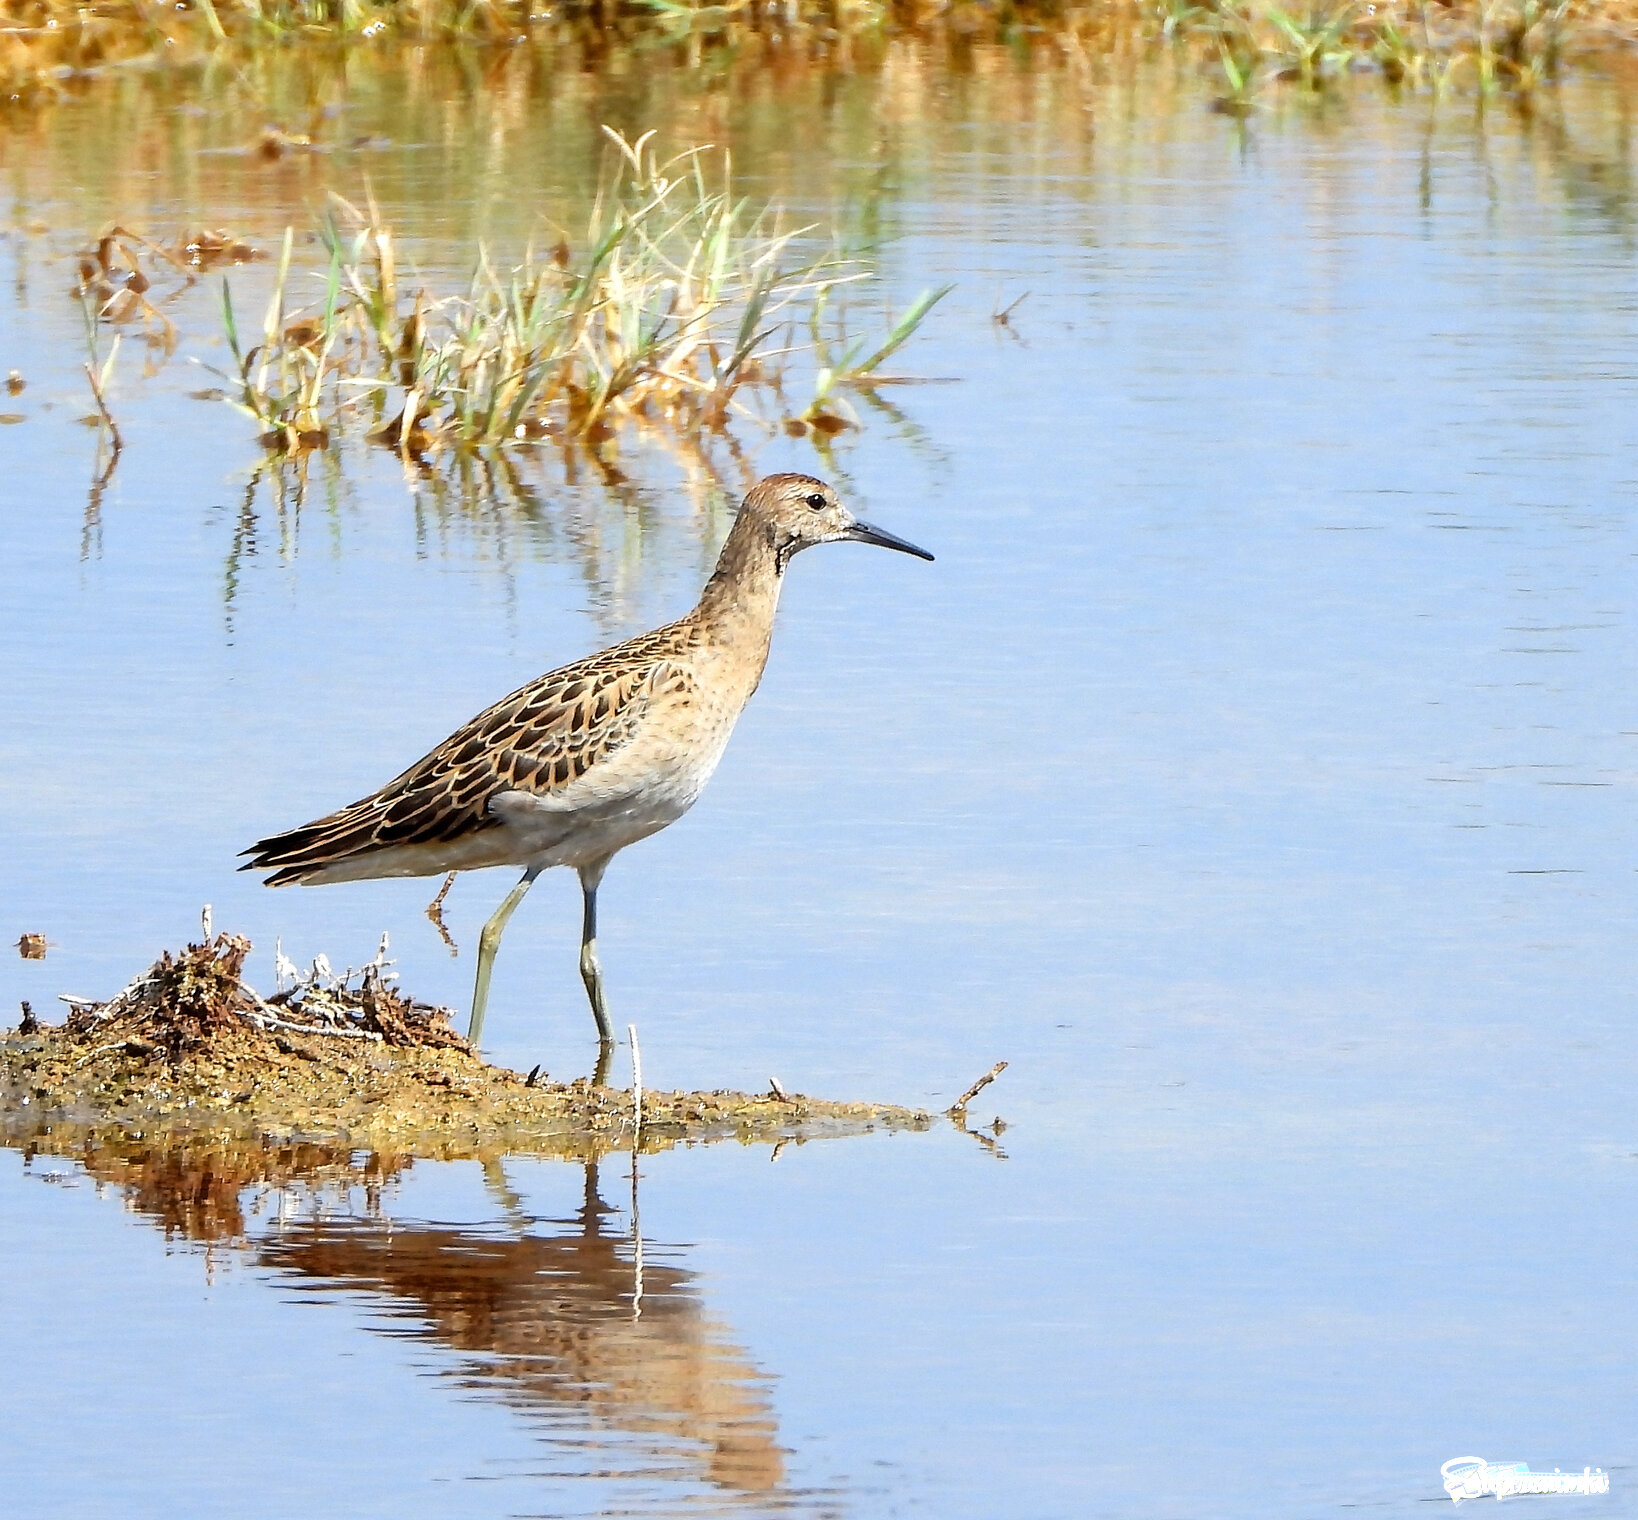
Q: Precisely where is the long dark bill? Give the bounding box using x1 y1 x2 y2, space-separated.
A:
846 519 935 562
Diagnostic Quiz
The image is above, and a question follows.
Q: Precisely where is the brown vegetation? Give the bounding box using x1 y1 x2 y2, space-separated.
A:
4 0 1634 109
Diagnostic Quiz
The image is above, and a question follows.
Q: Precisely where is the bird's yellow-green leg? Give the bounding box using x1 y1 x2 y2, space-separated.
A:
578 857 615 1051
469 864 542 1048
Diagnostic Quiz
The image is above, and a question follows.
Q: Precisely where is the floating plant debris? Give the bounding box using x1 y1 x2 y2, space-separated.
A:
178 230 265 270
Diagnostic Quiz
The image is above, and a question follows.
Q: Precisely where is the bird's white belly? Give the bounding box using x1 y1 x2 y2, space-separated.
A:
491 715 733 871
494 776 699 868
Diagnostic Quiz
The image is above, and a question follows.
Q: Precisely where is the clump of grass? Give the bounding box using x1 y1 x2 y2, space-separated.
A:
219 130 948 456
1262 0 1360 87
222 225 341 452
1210 29 1267 112
1159 0 1590 101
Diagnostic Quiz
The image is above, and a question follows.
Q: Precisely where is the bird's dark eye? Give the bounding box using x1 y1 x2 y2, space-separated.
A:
804 493 826 510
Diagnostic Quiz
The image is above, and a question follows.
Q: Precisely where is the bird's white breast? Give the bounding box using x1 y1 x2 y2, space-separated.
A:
489 664 748 871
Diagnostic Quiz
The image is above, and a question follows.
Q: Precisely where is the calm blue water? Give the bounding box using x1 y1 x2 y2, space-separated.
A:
3 53 1637 1517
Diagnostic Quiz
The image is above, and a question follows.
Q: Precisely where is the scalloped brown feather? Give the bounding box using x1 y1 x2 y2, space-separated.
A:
243 623 700 885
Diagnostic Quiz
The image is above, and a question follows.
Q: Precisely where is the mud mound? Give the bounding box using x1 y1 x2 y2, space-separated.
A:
3 932 933 1157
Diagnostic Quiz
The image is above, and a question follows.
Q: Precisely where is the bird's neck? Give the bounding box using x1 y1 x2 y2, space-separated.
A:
692 509 787 664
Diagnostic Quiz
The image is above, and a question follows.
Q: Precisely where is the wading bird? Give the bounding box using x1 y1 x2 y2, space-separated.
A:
243 474 933 1055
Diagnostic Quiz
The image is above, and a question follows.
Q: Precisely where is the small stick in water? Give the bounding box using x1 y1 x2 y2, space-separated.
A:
628 1021 645 1321
628 1022 643 1140
947 1059 1008 1115
84 357 123 457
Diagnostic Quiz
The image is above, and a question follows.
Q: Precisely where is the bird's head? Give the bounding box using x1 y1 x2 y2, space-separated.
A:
741 473 934 572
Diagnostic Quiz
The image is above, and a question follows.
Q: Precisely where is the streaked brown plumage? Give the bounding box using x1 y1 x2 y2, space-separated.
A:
243 473 933 1052
250 635 696 887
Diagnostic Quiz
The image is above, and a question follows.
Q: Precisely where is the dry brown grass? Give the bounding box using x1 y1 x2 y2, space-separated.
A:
5 0 1636 107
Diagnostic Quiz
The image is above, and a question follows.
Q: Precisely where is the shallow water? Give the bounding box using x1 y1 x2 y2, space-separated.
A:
4 42 1638 1517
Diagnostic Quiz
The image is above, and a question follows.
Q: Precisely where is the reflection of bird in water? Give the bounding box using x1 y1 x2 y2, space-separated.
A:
242 474 932 1054
259 1161 787 1496
30 1131 790 1502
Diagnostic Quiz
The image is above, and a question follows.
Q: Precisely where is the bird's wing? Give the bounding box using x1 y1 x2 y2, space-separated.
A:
244 643 692 878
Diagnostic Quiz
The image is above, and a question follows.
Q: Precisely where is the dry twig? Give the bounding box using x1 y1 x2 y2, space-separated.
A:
628 1022 643 1138
947 1059 1008 1115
